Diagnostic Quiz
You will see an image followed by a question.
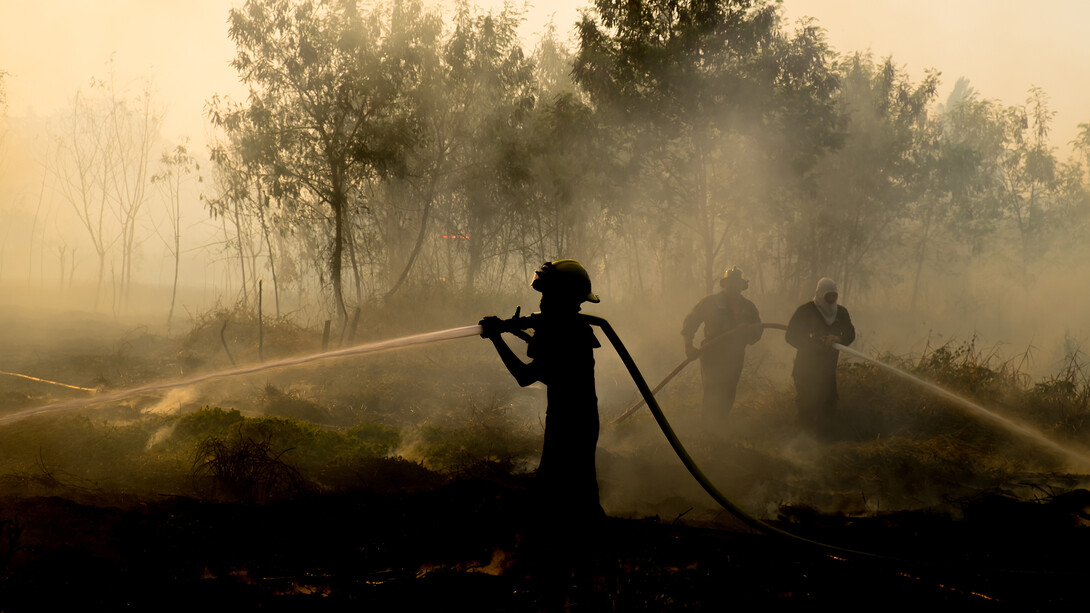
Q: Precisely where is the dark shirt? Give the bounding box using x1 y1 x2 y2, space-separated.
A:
785 301 855 374
524 313 603 520
681 291 763 349
526 314 600 408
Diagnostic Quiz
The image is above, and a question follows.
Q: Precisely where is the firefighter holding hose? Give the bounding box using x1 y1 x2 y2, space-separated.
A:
479 259 607 606
478 259 604 522
681 266 764 422
786 277 856 439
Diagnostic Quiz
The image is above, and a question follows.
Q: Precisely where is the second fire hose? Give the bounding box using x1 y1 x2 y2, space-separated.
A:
494 310 882 557
612 321 789 425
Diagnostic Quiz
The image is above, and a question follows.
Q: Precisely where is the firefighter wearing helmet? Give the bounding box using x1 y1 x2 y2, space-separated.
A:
479 259 604 525
681 266 764 422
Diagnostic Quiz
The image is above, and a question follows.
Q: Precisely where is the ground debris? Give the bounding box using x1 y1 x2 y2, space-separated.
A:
0 479 1087 610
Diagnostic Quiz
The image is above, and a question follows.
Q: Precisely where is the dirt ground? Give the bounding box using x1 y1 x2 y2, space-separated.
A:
1 477 1089 611
2 305 1090 611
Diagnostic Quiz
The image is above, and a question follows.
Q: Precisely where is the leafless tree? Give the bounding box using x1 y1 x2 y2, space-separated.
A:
51 67 163 314
152 140 199 331
52 89 118 311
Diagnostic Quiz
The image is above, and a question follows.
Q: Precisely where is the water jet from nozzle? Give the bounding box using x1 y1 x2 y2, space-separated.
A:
833 342 1090 469
0 325 483 427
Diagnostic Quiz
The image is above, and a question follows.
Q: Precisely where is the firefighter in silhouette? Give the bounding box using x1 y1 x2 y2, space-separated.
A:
681 266 763 421
480 260 606 608
479 259 604 522
785 277 856 439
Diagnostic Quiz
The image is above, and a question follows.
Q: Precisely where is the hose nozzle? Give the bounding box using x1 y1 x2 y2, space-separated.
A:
478 306 541 341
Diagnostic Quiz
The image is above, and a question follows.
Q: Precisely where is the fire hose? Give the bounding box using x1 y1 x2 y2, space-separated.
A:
493 311 882 558
492 309 1090 561
612 322 788 425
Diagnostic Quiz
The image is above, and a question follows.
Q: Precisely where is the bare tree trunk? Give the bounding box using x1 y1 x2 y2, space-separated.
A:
384 195 433 301
347 307 361 346
910 205 935 310
167 215 180 331
330 191 348 328
27 173 46 288
220 318 236 365
346 224 362 305
95 251 106 312
258 195 281 318
57 244 67 289
233 198 249 308
258 280 264 362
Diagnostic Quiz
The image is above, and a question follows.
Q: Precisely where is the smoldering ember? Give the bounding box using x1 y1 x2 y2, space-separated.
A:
2 1 1090 610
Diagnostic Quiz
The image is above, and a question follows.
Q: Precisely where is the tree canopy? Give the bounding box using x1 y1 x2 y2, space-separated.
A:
197 0 1090 334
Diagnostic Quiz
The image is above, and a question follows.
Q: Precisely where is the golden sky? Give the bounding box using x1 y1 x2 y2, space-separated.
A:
781 0 1090 152
1 0 243 146
1 0 1088 151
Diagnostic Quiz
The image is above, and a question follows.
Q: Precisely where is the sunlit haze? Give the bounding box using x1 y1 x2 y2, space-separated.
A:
3 0 1090 358
4 6 1090 602
3 1 1088 151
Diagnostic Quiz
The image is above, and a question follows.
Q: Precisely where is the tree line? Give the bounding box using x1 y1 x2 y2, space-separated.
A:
28 0 1090 334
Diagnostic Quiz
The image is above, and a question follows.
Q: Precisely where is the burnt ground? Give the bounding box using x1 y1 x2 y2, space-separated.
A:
2 305 1090 611
1 476 1089 612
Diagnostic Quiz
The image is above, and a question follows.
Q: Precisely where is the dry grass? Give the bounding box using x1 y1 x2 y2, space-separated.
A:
0 301 1087 521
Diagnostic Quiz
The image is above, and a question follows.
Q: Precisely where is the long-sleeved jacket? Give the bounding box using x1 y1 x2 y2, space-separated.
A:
681 291 763 349
785 301 855 375
523 312 603 520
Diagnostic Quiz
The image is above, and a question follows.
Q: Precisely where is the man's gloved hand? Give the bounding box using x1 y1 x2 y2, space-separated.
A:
479 316 502 339
684 342 699 360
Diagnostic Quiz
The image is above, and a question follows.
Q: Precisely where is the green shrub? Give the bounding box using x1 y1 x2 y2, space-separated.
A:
190 425 310 502
348 422 401 457
262 384 330 424
172 407 246 441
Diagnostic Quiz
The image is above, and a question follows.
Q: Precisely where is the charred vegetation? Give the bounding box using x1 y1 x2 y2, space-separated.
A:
0 302 1087 609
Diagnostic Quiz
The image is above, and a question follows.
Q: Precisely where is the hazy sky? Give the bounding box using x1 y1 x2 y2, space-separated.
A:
1 0 1088 151
780 0 1090 153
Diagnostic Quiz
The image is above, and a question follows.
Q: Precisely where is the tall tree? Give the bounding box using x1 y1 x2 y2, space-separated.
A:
105 76 162 309
52 90 117 311
996 86 1060 280
50 69 163 315
574 0 842 295
520 22 611 270
778 54 936 296
152 140 199 331
903 79 999 307
211 0 437 326
438 3 536 292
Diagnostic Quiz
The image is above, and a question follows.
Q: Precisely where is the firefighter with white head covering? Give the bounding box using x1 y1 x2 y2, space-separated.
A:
785 277 856 438
681 266 763 422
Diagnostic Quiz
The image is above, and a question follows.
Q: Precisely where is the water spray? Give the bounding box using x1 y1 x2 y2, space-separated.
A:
0 325 483 426
610 321 1090 468
832 342 1090 467
7 312 1088 554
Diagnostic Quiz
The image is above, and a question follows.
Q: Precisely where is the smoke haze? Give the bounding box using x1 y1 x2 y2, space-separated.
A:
2 0 1090 522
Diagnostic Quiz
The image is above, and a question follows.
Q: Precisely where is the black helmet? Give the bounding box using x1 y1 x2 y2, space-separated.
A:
531 259 600 303
720 266 749 290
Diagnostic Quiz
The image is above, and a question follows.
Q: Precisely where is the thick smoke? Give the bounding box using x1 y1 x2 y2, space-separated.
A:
1 1 1089 520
